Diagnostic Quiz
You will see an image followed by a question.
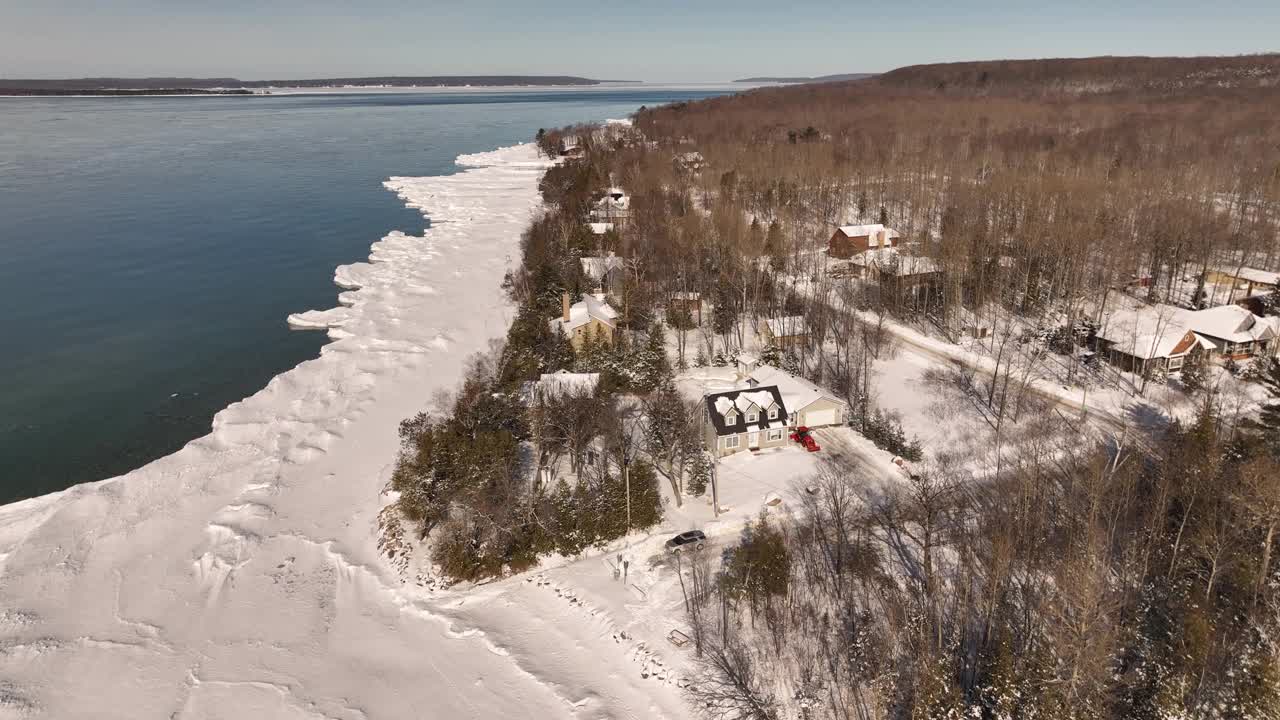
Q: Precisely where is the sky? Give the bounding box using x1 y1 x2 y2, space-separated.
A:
1 0 1277 82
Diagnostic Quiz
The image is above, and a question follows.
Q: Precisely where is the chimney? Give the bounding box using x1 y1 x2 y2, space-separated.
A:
562 292 571 323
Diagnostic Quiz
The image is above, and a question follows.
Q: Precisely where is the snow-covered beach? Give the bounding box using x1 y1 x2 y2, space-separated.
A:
0 143 672 718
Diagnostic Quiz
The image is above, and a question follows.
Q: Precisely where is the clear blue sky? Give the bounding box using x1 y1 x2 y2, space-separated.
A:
2 0 1276 81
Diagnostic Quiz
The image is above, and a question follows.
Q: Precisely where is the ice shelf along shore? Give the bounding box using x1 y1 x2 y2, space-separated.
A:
0 144 679 719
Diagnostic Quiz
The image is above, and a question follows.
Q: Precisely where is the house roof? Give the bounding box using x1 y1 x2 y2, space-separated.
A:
1097 305 1194 359
551 293 619 334
851 247 940 276
537 370 600 398
1213 266 1280 286
595 188 630 210
580 254 624 281
747 365 847 416
765 316 808 337
1099 303 1277 359
1187 304 1277 344
836 224 900 239
588 222 614 235
705 386 789 437
671 291 701 301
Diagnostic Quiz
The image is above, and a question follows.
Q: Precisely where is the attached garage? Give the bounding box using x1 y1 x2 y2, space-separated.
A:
801 406 839 428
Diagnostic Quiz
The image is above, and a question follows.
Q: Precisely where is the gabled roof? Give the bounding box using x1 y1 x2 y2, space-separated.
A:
1098 303 1276 359
764 316 808 337
540 370 599 396
705 386 789 437
851 247 940 276
551 294 619 334
580 254 624 281
1097 305 1194 359
836 223 900 239
747 364 847 415
1188 304 1277 344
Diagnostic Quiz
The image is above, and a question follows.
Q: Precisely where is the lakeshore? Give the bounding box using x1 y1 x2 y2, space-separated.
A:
0 144 644 717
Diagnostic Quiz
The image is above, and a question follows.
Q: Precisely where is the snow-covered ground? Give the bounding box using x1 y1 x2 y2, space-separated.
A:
0 144 708 719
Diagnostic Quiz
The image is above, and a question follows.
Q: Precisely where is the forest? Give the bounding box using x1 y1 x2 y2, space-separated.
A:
387 54 1280 716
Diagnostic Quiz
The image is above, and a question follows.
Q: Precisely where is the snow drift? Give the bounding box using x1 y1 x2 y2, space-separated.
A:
0 144 644 719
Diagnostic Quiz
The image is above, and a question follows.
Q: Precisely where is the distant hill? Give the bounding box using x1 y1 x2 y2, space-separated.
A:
734 73 877 84
0 75 617 94
874 54 1280 93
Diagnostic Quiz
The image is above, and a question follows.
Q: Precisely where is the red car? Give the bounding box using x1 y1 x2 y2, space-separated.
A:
789 426 821 452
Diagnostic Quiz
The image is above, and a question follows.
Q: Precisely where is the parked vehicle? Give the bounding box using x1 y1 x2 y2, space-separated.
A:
789 426 821 452
664 530 707 552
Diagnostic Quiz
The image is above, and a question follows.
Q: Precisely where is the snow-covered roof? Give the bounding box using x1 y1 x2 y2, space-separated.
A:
1099 303 1276 359
1096 305 1193 359
671 291 701 301
551 293 619 334
580 253 624 281
705 386 789 436
1213 266 1280 286
588 222 614 235
1187 304 1276 344
765 316 808 337
851 247 940 276
595 188 630 210
535 370 600 398
836 224 900 239
747 364 847 415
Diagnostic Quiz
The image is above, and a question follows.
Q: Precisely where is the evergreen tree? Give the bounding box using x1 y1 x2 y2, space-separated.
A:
1179 350 1207 393
748 217 765 252
765 220 786 272
878 205 890 226
686 451 712 496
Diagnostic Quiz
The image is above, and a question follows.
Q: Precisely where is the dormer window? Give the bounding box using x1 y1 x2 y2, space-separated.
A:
768 405 778 419
726 410 738 425
747 411 758 423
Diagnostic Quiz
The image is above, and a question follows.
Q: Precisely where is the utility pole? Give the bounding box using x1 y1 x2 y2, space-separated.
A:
708 449 720 518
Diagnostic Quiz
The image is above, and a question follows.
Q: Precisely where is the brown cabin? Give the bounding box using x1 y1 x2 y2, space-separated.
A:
827 224 900 259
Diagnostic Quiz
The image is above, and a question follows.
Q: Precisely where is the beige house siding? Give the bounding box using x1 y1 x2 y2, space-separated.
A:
567 318 614 351
709 426 791 458
794 397 846 427
760 326 808 349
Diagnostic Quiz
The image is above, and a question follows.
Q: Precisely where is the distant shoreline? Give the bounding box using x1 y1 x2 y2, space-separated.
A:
0 75 633 94
0 88 254 96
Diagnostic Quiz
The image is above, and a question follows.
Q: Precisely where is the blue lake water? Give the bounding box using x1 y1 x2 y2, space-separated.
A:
0 86 736 503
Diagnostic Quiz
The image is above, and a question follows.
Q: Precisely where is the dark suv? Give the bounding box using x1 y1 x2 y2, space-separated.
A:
664 530 707 552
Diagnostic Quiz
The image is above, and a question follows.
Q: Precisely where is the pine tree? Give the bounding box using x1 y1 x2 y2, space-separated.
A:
1179 350 1207 393
765 220 786 272
687 451 712 496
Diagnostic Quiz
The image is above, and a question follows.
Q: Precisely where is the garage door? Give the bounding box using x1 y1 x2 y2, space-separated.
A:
803 408 837 427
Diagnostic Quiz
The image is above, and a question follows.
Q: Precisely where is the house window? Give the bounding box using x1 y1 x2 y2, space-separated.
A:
724 435 740 449
768 406 778 419
726 411 738 425
1168 356 1184 371
747 411 758 423
767 429 783 441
